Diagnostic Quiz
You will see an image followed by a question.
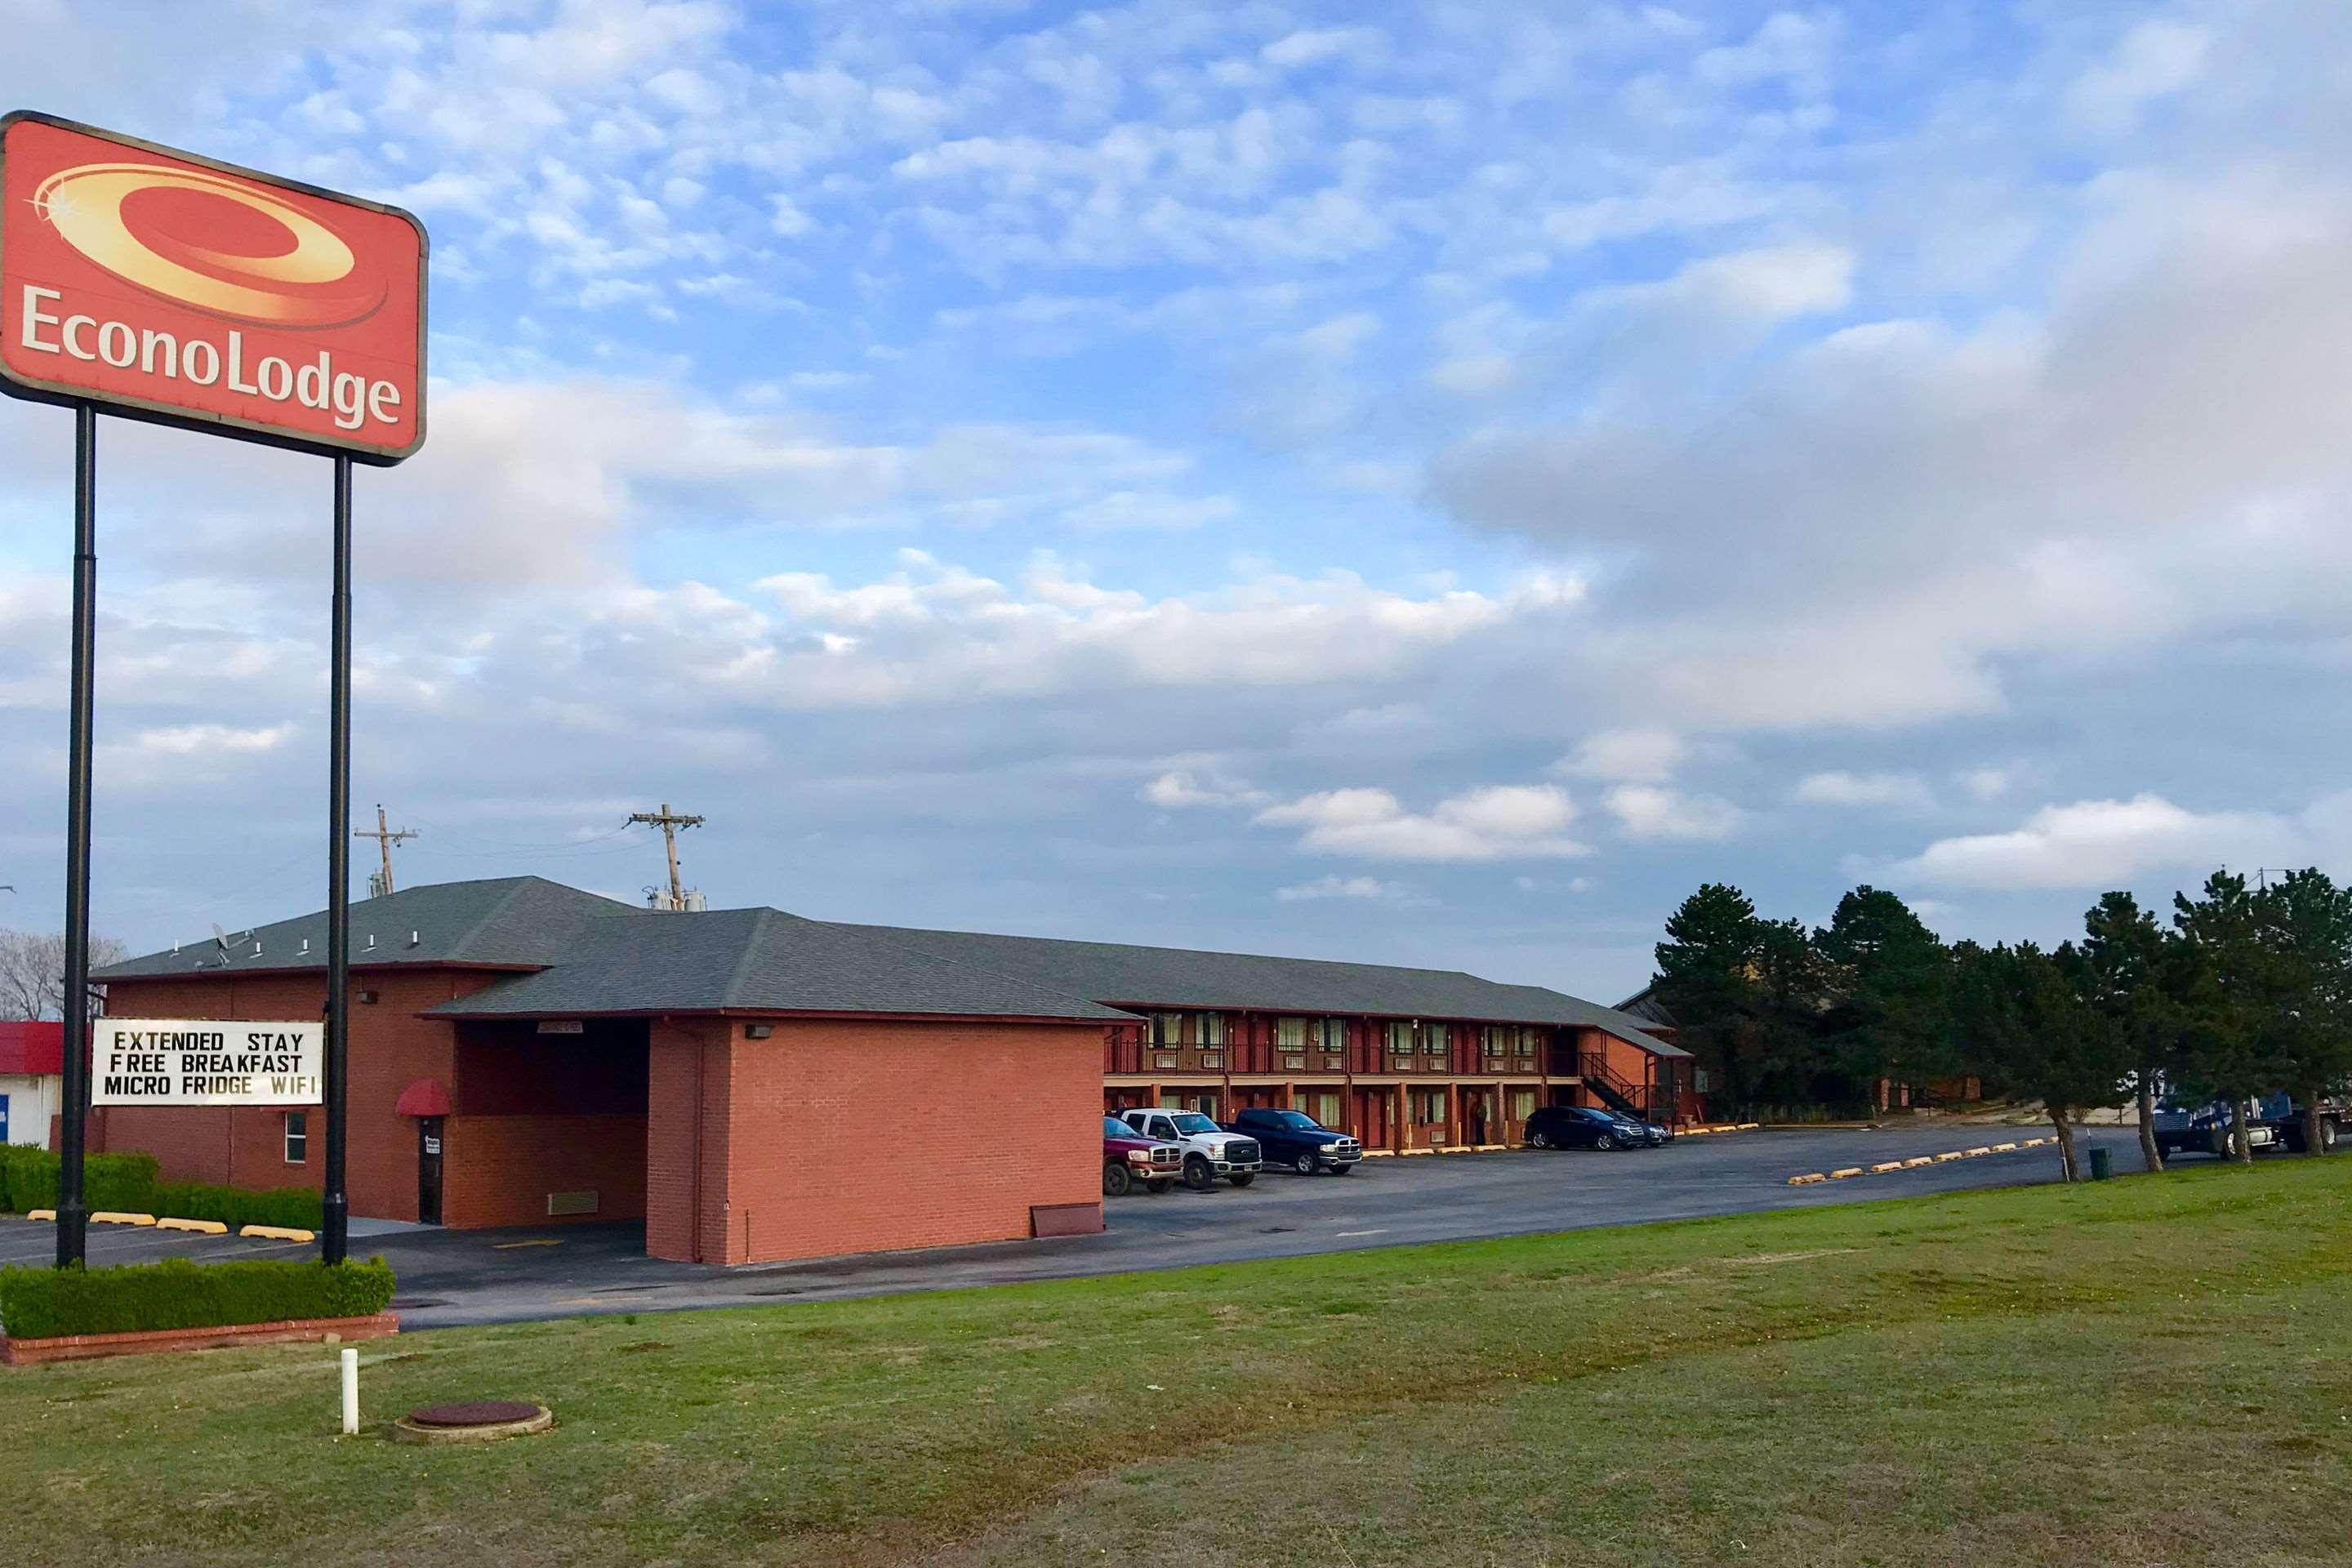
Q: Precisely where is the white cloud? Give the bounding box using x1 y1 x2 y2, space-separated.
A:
1891 792 2328 892
1255 784 1588 862
1261 28 1388 70
1792 771 1933 812
1557 728 1687 783
1275 874 1405 902
2069 20 2213 134
1143 769 1270 809
1601 784 1743 842
1954 766 2014 801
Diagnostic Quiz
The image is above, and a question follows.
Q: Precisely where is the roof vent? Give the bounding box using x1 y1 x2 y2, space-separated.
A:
300 938 310 955
365 933 377 950
252 941 262 956
408 930 421 947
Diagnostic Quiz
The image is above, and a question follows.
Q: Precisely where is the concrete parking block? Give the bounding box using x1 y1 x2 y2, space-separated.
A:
1963 1147 1993 1157
1786 1173 1827 1185
1902 1156 1933 1168
91 1212 156 1227
1992 1142 2020 1152
156 1218 229 1235
1869 1161 1904 1174
1934 1152 1963 1162
1829 1166 1864 1179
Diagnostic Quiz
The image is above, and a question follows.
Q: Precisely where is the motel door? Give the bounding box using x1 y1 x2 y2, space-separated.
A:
417 1117 444 1226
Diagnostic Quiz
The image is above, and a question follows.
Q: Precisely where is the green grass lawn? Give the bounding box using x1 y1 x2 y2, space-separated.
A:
8 1160 2350 1567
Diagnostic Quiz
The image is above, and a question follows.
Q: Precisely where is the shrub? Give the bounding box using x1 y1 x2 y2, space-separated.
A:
148 1181 324 1232
0 1256 396 1340
0 1148 158 1214
0 1150 318 1227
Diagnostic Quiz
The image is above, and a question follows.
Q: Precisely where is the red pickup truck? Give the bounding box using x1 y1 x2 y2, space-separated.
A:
1103 1115 1186 1196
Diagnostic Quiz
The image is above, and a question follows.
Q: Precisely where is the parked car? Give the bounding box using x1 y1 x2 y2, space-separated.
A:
1102 1115 1186 1196
1223 1107 1362 1175
1118 1107 1262 1189
1599 1110 1673 1147
1523 1104 1637 1151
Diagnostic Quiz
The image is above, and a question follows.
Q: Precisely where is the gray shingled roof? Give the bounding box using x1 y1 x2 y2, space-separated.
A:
825 921 1689 1055
428 907 1134 1022
100 876 644 979
103 875 1680 1051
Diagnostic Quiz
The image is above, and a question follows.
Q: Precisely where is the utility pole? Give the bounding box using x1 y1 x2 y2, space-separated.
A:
355 804 419 897
626 803 704 911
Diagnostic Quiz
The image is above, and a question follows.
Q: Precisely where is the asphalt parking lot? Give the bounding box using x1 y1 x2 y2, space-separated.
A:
0 1122 2144 1330
338 1120 2141 1329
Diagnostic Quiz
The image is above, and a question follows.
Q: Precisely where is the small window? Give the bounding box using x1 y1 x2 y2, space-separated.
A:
1277 1017 1308 1051
1201 1052 1223 1070
1151 1012 1183 1047
1387 1020 1414 1053
1152 1053 1178 1070
1512 1089 1537 1121
283 1111 308 1165
1197 1013 1227 1047
1424 1022 1449 1055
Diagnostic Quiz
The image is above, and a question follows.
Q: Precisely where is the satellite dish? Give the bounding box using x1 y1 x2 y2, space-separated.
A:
212 922 231 955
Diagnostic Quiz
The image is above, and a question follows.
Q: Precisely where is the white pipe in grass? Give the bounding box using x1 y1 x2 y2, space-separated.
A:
341 1348 359 1435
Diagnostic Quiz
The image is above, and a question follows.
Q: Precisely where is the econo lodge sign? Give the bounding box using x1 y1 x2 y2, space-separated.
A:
0 112 425 463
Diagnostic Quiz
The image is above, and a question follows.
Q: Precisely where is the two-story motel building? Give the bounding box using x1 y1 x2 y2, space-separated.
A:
85 877 1692 1265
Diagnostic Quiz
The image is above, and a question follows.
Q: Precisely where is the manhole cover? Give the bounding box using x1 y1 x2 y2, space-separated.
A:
408 1401 543 1428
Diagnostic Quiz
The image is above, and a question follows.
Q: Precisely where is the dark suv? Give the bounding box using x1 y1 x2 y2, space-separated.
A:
1524 1104 1637 1151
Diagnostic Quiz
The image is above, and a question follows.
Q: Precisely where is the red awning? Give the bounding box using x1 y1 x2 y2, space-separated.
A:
0 1021 63 1076
394 1077 452 1117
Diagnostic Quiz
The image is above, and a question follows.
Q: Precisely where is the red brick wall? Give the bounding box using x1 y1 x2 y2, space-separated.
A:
443 1113 648 1227
646 1017 729 1263
95 969 488 1220
92 969 652 1228
646 1016 1102 1266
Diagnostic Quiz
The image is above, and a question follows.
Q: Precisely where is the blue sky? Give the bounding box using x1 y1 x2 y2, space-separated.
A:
2 0 2347 998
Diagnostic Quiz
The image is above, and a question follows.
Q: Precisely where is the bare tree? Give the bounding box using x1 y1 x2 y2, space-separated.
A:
0 929 132 1020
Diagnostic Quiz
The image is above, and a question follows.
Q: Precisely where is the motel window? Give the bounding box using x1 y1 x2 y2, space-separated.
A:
1151 1013 1183 1047
1387 1020 1414 1053
1307 1092 1344 1128
1424 1022 1449 1055
1414 1090 1446 1124
1482 1025 1503 1054
1277 1017 1308 1052
283 1111 308 1165
1320 1018 1347 1053
1512 1089 1537 1122
1695 1068 1712 1094
1197 1013 1227 1047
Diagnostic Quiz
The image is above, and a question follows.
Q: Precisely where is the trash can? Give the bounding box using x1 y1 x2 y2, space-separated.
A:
2089 1146 2112 1181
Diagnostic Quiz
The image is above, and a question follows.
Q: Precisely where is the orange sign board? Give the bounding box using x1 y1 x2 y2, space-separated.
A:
0 112 425 464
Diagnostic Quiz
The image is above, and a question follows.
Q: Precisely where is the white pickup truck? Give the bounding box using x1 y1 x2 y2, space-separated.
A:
1119 1107 1262 1190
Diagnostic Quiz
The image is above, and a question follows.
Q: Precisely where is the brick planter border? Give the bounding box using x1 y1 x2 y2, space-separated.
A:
1 1312 399 1366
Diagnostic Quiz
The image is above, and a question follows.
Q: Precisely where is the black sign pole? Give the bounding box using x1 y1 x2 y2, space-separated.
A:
323 453 352 1267
55 403 96 1270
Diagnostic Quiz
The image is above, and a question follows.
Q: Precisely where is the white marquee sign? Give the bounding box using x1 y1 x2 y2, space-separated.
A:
92 1018 323 1107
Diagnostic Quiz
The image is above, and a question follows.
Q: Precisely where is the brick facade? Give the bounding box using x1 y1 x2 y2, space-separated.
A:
644 1016 1102 1265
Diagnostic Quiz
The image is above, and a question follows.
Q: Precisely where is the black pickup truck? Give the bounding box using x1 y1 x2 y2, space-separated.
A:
1223 1107 1362 1175
2154 1093 2348 1157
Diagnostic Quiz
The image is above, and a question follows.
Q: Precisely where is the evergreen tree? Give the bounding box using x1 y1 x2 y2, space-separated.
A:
2253 869 2352 1156
1814 886 1953 1107
2078 891 2189 1172
2172 872 2288 1161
